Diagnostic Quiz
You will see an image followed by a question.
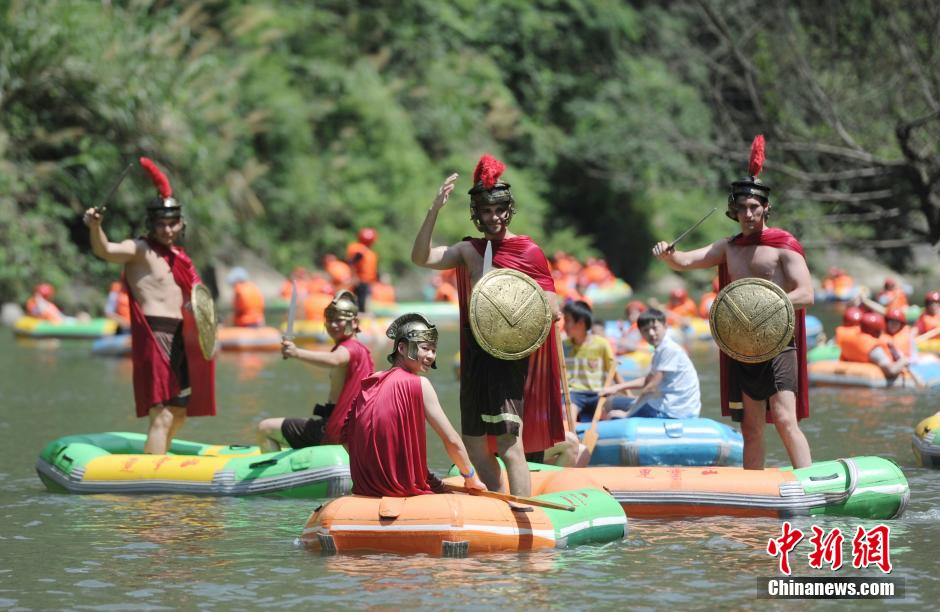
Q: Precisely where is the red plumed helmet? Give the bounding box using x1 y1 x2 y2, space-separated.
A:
885 307 906 324
357 227 378 246
860 312 885 337
35 283 54 299
842 306 863 326
472 154 506 190
926 291 940 305
140 157 180 216
748 134 766 177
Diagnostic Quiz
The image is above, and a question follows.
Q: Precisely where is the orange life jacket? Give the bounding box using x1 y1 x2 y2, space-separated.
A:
26 296 63 323
698 292 716 319
885 325 912 358
434 282 458 304
840 332 894 364
916 313 940 335
325 259 353 288
233 282 265 327
346 242 378 283
370 281 396 304
834 326 861 352
878 289 908 311
668 298 698 319
303 292 333 322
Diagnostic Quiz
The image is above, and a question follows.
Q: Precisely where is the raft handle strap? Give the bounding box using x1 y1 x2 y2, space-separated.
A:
248 458 279 469
821 458 858 506
228 445 252 450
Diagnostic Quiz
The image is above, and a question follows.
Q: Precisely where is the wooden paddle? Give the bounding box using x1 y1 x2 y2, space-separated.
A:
582 363 619 456
861 295 886 315
444 483 576 512
555 324 577 432
915 325 940 343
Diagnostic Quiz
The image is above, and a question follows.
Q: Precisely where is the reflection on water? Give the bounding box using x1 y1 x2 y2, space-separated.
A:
2 302 940 608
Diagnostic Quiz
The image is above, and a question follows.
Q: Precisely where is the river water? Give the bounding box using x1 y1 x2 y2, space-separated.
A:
1 305 938 609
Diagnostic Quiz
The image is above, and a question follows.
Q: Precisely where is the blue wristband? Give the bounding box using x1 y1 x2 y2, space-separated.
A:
460 466 475 479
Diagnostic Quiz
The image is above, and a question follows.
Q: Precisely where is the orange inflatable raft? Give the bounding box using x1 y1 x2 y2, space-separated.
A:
301 485 626 557
217 326 283 352
809 360 940 389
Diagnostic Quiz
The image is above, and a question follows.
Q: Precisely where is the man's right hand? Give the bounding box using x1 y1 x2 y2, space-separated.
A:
432 173 459 211
281 339 298 360
652 241 675 261
83 207 103 227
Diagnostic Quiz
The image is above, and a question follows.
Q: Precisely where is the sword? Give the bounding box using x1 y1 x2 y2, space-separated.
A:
94 162 134 214
667 207 717 252
283 279 298 360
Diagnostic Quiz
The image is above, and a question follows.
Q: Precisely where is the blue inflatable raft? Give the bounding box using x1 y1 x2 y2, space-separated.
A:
575 417 743 467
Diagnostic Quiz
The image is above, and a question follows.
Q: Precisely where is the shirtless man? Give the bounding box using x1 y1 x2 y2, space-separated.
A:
411 155 564 496
652 136 813 469
83 157 215 454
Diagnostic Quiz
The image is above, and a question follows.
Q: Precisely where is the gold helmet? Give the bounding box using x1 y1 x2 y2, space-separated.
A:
324 290 360 336
727 135 771 221
386 312 438 368
468 154 514 231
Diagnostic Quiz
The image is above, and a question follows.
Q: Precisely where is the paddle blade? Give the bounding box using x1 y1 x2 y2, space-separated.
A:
583 427 600 455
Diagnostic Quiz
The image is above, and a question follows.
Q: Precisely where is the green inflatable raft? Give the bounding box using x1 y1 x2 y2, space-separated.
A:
36 432 351 498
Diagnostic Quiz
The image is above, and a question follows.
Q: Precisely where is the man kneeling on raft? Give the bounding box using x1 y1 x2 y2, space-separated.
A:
342 313 486 497
257 291 374 450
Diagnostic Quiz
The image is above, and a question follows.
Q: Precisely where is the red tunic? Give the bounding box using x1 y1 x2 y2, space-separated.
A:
718 228 810 422
342 367 432 497
127 239 216 418
322 337 375 444
456 235 565 453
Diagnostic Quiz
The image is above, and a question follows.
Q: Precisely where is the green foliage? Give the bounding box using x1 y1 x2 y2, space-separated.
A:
2 0 935 309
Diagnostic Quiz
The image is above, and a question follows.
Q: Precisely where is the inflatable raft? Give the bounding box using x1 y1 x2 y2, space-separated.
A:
301 486 626 556
218 325 282 352
527 456 908 520
809 360 940 389
575 417 743 467
584 279 633 305
91 333 132 357
14 316 118 340
912 414 940 468
36 432 351 498
918 338 940 354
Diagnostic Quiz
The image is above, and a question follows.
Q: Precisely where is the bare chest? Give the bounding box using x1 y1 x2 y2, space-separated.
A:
125 249 183 315
726 244 786 286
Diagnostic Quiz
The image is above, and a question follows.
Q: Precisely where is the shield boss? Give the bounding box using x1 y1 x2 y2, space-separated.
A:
191 284 217 360
469 268 552 360
709 277 794 364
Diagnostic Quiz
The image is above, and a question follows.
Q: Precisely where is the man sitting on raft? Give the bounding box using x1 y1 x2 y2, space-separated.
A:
600 309 701 420
342 313 486 497
257 291 374 451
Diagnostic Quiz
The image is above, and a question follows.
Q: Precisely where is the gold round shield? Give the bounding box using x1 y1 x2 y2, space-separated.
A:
191 284 217 360
709 277 794 364
469 268 552 360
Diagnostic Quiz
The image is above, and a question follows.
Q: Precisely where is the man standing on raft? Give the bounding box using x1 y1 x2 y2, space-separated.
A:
411 155 564 496
84 158 216 454
652 136 813 469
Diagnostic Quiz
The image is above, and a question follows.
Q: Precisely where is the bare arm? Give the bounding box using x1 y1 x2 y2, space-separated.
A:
601 375 646 397
421 377 486 490
780 249 815 310
411 173 466 270
83 208 141 264
652 238 727 271
281 341 350 368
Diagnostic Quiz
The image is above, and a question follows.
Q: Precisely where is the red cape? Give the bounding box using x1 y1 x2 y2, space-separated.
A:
343 367 432 497
456 235 565 453
322 337 375 444
127 239 216 418
718 228 809 422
